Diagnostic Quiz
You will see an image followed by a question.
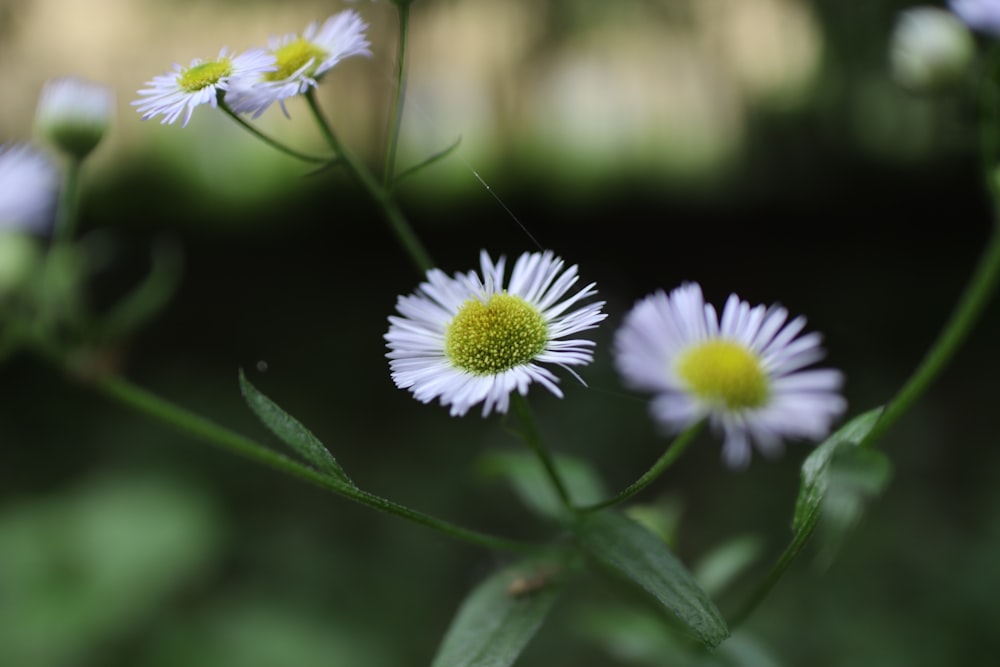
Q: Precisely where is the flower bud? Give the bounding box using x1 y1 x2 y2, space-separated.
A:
890 7 974 92
35 76 115 161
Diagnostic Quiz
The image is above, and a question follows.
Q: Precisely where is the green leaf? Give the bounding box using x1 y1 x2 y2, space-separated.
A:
479 451 607 521
815 446 893 568
793 407 883 537
576 511 729 649
238 370 352 485
392 136 462 189
693 535 765 598
431 556 566 667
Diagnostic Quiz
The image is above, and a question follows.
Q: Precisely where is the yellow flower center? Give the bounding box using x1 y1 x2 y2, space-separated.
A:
267 39 328 81
177 59 233 92
445 293 548 375
675 340 769 410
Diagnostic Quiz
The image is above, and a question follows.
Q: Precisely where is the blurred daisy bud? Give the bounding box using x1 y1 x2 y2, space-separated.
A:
950 0 1000 37
890 7 974 92
36 76 115 161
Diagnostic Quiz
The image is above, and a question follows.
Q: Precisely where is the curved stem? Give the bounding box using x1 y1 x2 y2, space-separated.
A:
579 421 703 512
860 224 1000 448
383 1 410 188
218 102 331 164
304 89 433 274
511 394 572 511
96 373 539 554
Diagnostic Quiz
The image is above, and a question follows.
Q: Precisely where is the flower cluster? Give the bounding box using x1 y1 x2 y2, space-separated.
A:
386 251 846 468
133 10 371 127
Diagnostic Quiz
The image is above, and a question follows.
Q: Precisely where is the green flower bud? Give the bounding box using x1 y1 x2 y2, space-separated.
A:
35 76 115 161
890 7 975 93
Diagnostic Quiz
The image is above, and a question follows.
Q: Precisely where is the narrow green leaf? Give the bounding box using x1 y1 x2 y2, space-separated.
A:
238 370 352 484
431 556 566 667
576 511 729 649
392 136 462 189
793 407 883 536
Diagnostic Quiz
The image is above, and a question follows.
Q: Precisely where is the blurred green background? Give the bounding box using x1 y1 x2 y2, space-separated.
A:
2 0 999 665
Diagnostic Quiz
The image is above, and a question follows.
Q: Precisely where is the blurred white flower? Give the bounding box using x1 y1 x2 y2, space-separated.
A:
0 143 60 235
133 48 276 127
890 7 975 92
36 76 115 160
227 10 372 118
614 283 846 468
385 250 606 417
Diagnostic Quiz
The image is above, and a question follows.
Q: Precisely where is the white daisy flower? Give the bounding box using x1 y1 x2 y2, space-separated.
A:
36 76 116 160
614 283 846 468
227 10 372 118
385 250 607 417
132 48 276 127
0 143 60 235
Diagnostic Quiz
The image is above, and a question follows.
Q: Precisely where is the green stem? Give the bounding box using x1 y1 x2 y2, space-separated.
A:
382 1 410 188
859 222 1000 449
96 373 538 555
730 527 810 627
304 89 433 274
218 102 331 164
511 393 573 511
54 157 82 244
579 421 702 512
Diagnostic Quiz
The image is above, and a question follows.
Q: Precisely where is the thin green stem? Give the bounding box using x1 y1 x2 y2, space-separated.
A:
383 1 410 188
95 373 538 555
54 157 82 245
304 89 433 274
859 220 1000 449
579 421 703 512
218 102 331 164
730 527 809 628
511 393 573 511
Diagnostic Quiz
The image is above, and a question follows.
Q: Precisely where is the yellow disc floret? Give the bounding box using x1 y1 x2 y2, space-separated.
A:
177 59 233 92
676 340 769 410
268 39 328 81
445 293 549 375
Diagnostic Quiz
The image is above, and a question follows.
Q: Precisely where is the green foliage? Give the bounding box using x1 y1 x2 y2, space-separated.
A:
479 450 608 521
431 556 569 667
238 370 352 484
575 511 729 649
0 476 220 667
794 407 884 539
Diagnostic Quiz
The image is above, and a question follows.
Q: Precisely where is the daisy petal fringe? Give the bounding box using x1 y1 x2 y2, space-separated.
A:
385 250 606 417
615 282 846 468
